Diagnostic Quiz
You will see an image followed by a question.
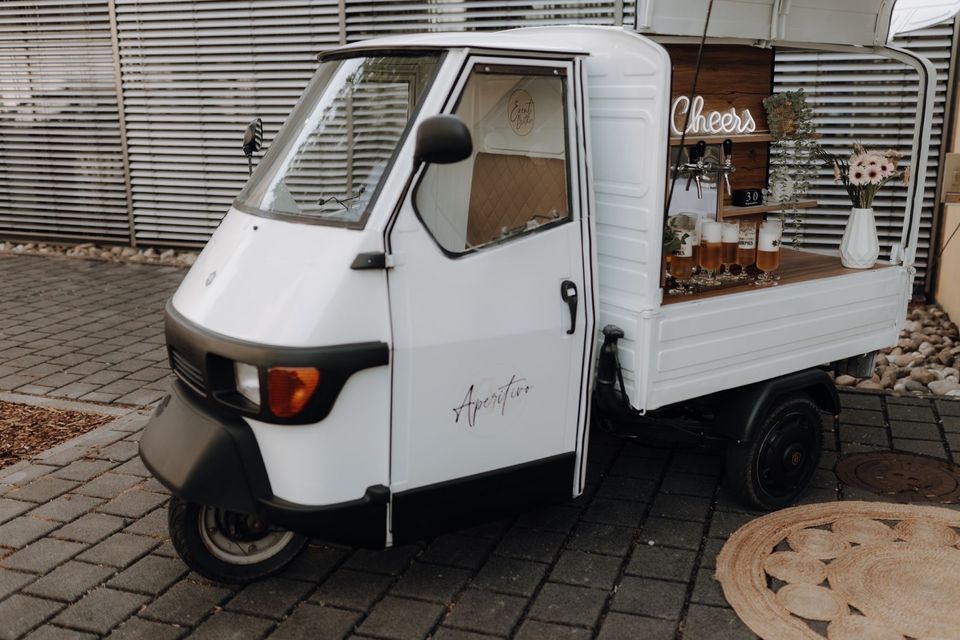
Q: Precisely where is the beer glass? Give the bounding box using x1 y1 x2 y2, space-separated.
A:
720 221 739 280
699 221 723 286
736 220 757 279
755 221 782 286
666 214 695 295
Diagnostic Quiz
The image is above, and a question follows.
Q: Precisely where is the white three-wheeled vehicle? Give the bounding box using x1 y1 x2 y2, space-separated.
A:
140 0 947 581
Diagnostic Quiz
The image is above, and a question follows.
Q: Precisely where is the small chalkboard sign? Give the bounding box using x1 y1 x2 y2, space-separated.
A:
733 189 763 207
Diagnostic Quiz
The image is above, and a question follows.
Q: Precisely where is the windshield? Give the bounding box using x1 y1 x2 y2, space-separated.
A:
236 53 441 225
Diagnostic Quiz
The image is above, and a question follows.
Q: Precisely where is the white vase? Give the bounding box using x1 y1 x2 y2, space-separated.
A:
839 207 879 269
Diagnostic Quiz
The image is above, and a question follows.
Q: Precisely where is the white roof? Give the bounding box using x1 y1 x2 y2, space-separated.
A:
333 31 587 57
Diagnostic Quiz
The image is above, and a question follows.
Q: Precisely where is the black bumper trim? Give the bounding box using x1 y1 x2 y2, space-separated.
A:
139 380 387 547
165 300 389 425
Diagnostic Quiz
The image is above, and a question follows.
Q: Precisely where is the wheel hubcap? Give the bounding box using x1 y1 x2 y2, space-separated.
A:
757 412 817 498
199 506 295 565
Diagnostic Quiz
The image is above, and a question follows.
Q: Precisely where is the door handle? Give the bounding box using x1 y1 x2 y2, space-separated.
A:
560 280 578 335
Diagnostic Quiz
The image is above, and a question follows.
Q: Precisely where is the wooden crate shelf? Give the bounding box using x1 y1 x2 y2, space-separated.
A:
669 133 773 145
720 199 817 218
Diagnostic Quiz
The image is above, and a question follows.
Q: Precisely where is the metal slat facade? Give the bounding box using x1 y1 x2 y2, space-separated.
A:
0 1 953 291
773 22 957 281
0 0 130 243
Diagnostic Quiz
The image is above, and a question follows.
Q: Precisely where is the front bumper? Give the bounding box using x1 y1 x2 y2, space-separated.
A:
139 381 388 547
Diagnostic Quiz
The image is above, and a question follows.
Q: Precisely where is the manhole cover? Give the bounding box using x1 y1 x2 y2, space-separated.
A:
834 451 960 504
716 501 960 640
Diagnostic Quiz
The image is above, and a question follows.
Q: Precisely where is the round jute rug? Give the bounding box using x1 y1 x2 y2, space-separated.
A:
715 501 960 640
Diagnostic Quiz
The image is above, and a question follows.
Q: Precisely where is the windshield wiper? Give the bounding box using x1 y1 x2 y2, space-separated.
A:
317 186 365 212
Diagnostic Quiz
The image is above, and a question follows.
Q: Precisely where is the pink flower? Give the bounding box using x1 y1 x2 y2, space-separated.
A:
866 168 881 183
849 168 866 185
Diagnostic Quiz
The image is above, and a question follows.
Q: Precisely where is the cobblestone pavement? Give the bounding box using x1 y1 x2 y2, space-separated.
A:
0 390 959 640
0 255 182 406
2 253 960 639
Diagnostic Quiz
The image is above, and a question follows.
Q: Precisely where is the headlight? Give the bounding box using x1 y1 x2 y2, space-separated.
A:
234 362 261 408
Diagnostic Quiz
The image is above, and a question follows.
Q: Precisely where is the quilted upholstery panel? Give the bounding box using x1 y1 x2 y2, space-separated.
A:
466 152 568 247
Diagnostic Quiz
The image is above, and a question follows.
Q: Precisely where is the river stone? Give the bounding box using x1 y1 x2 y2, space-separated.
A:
894 354 921 368
909 368 937 385
928 380 960 395
857 380 883 390
903 379 928 393
835 375 857 387
938 348 955 366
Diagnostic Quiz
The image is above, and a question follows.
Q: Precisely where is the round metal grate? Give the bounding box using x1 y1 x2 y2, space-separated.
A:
835 451 960 504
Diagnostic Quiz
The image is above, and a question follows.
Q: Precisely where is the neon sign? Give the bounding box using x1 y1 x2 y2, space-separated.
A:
671 95 757 136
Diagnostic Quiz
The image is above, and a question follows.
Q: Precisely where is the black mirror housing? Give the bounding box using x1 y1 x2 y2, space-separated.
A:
243 118 263 157
414 115 472 166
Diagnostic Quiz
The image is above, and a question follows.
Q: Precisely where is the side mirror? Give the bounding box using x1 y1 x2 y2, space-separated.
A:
242 118 263 158
414 115 472 166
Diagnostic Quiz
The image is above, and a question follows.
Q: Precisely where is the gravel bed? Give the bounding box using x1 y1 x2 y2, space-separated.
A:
0 401 113 469
0 241 198 267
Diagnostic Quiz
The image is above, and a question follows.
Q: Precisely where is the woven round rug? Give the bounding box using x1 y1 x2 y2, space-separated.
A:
715 501 960 640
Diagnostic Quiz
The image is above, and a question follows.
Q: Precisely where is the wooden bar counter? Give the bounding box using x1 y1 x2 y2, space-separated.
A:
663 249 891 305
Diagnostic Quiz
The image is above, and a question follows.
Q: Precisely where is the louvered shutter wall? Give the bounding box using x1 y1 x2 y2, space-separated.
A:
343 0 625 40
0 0 130 243
114 0 342 246
773 21 957 281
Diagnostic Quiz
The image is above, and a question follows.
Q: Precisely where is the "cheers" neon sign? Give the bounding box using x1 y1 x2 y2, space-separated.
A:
671 95 757 136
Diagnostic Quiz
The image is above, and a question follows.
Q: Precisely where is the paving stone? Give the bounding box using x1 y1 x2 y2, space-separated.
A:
53 587 148 635
110 458 150 478
889 419 943 441
108 554 187 595
390 561 472 603
838 392 882 410
53 512 125 544
595 476 657 502
357 596 445 640
682 604 757 640
514 506 581 533
36 445 90 467
471 556 547 597
7 478 78 504
596 612 676 640
670 452 723 477
343 544 420 576
838 409 885 427
91 440 140 462
225 577 313 620
106 617 187 640
191 611 275 640
691 567 728 606
28 493 103 523
122 507 167 538
0 538 85 574
443 588 527 636
75 473 142 499
566 522 634 557
625 545 696 582
115 389 167 406
660 472 718 498
611 576 687 619
0 497 34 525
887 403 936 423
0 567 36 600
494 528 566 563
23 625 98 640
892 438 947 458
648 494 713 523
936 399 960 417
96 489 167 518
0 594 64 640
528 582 607 628
419 534 494 570
709 511 757 539
268 604 360 640
432 628 500 640
279 544 345 582
0 516 59 548
838 425 888 446
640 516 704 550
1 463 59 486
140 581 233 626
608 457 667 481
23 561 115 602
580 498 645 527
548 550 621 590
310 569 393 610
76 531 159 568
51 459 118 482
514 619 592 640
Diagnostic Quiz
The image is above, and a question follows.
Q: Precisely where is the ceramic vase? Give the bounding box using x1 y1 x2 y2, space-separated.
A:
839 207 879 269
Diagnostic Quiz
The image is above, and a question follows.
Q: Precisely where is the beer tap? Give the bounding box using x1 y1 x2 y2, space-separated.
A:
718 138 735 195
684 141 706 199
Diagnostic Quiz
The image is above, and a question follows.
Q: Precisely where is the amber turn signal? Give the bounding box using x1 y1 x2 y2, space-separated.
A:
266 367 321 418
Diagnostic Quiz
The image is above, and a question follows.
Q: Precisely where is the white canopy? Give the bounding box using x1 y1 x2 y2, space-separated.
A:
635 0 960 46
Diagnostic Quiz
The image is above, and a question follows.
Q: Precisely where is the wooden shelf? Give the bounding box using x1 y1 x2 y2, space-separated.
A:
720 199 818 218
669 133 773 145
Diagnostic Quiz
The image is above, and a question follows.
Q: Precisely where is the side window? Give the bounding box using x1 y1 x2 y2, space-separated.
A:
415 64 571 254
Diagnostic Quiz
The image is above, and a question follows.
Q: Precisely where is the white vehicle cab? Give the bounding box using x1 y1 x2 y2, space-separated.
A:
139 0 955 582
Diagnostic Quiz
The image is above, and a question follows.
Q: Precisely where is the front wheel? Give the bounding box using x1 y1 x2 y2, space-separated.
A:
168 497 308 583
723 394 823 511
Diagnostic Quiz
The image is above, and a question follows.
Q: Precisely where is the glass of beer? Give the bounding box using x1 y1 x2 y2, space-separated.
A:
736 221 757 279
666 214 695 294
755 221 782 286
699 221 723 286
720 221 739 280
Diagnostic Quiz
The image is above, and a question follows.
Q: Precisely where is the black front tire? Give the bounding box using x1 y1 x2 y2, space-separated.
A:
723 394 823 511
168 497 308 584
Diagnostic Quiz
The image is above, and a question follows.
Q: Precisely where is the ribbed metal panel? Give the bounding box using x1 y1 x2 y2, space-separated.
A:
0 0 131 242
773 21 957 282
115 0 342 245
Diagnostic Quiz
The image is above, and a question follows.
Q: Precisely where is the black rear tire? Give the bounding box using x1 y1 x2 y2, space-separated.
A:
168 497 308 584
723 394 823 511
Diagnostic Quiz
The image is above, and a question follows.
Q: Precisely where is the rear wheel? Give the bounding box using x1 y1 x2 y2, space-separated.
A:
168 497 307 583
723 394 823 511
